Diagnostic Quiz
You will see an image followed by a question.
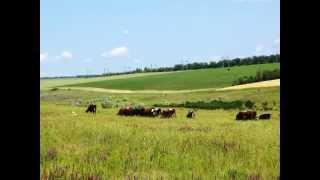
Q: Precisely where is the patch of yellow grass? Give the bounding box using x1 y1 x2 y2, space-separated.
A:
216 79 280 91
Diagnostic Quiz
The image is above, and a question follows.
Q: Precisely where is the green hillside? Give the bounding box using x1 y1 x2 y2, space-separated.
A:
64 63 279 90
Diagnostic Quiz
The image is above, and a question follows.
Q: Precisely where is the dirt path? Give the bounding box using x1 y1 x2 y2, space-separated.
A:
60 79 280 94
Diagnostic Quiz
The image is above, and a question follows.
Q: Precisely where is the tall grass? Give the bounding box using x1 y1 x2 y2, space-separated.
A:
41 101 279 179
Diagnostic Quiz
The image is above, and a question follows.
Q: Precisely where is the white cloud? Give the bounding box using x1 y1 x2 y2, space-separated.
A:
54 51 73 60
101 46 129 58
122 30 129 35
40 53 48 62
255 45 264 54
61 51 73 59
211 56 223 61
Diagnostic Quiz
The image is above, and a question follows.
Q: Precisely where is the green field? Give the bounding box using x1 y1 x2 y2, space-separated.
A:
62 63 279 90
40 71 178 90
41 64 280 179
41 87 279 179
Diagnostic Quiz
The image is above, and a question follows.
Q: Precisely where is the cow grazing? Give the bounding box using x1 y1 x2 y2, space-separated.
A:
142 108 154 117
153 108 161 116
259 113 271 120
118 106 134 116
186 110 195 119
236 111 257 120
133 106 145 116
161 108 176 118
86 104 97 114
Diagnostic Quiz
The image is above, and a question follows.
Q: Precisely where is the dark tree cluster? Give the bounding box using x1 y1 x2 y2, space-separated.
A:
233 68 280 85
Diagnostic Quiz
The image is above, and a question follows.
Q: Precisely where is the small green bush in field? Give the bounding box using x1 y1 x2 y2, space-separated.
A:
244 100 255 109
154 99 246 110
101 100 113 109
261 101 273 111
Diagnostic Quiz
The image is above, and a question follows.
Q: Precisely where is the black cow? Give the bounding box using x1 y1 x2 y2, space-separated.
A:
259 113 271 120
86 104 97 114
152 108 161 117
186 110 195 119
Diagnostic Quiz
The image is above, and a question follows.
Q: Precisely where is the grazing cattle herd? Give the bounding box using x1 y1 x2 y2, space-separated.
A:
236 111 271 121
85 104 271 121
117 106 176 118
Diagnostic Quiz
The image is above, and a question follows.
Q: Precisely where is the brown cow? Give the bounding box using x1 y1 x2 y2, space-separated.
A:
117 106 134 116
236 111 257 120
141 108 154 117
161 108 176 118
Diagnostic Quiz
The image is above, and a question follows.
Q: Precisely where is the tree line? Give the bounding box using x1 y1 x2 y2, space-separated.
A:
232 68 280 85
41 54 280 79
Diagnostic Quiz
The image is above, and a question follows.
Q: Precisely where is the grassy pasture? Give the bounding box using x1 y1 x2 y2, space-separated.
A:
63 63 279 90
41 86 279 109
40 71 178 90
41 86 279 179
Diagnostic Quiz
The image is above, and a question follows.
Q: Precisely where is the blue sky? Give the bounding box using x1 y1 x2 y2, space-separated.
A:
40 0 280 77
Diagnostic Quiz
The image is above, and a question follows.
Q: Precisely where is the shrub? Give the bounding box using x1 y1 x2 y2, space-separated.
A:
154 99 247 110
244 100 255 109
101 100 113 109
50 87 59 91
261 101 272 111
233 68 280 85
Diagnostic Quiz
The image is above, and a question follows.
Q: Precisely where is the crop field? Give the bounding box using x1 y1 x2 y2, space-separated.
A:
62 63 279 90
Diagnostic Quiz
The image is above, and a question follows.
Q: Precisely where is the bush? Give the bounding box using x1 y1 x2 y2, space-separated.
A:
101 101 112 109
244 100 255 109
233 68 280 85
261 101 272 111
50 87 59 91
154 99 248 110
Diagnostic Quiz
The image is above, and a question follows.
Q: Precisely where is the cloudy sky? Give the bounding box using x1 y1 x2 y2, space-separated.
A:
40 0 279 77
